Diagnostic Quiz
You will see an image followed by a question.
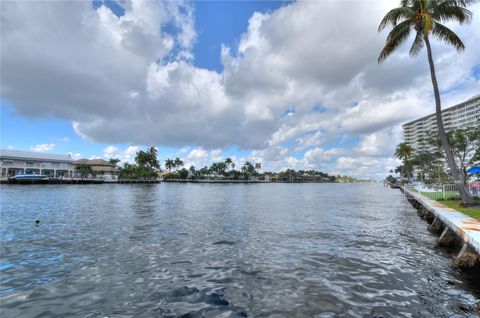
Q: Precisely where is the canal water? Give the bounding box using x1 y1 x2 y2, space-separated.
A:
1 183 479 317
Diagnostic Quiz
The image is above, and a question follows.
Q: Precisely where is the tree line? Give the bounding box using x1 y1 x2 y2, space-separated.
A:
162 157 262 180
111 148 351 183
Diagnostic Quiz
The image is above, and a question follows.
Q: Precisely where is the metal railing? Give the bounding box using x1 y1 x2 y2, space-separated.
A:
404 182 480 201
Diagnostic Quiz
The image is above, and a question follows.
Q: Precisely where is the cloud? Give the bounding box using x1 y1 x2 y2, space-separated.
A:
333 156 401 179
67 152 83 160
2 1 479 178
355 127 403 157
100 145 140 163
30 144 56 152
181 147 224 169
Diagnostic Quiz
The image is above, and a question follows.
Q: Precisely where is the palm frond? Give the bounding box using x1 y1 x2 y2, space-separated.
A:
378 20 412 63
454 0 480 6
430 3 472 24
409 31 425 56
432 22 465 51
378 7 415 31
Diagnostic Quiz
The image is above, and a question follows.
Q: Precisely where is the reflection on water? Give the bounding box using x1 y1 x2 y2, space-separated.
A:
1 183 479 317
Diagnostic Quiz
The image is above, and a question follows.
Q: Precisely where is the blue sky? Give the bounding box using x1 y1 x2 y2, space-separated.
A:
1 1 479 178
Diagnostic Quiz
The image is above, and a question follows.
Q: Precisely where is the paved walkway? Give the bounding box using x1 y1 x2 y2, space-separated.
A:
403 187 480 254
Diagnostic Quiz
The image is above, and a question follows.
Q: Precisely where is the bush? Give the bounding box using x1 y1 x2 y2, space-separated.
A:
162 173 179 180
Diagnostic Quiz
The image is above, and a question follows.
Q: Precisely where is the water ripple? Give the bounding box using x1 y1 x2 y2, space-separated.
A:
0 183 479 317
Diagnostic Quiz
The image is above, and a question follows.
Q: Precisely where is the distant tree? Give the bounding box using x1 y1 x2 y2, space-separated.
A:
109 158 120 167
165 159 174 172
225 157 233 170
386 175 397 184
199 166 210 177
77 164 92 180
178 168 189 179
174 157 184 171
231 169 241 180
241 161 256 180
395 142 415 182
135 151 149 167
255 162 262 175
429 126 480 186
147 147 160 169
411 151 443 183
217 162 227 176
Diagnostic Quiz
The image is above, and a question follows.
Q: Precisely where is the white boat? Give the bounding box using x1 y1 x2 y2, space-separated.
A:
9 174 49 182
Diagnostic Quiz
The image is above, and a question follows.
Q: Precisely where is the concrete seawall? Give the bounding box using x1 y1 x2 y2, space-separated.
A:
402 186 480 268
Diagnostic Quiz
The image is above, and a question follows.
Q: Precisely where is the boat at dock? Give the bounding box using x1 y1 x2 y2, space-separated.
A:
8 174 49 184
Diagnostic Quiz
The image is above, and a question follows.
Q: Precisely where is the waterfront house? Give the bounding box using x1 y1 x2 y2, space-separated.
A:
0 149 74 178
74 159 118 181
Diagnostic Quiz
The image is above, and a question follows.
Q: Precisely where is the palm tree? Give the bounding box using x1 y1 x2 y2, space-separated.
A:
77 164 92 180
255 162 262 175
165 159 174 172
109 158 120 167
225 157 234 173
395 142 415 182
174 157 184 171
148 147 160 169
378 0 477 205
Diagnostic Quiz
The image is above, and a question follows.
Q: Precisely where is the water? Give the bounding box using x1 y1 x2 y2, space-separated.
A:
1 183 479 317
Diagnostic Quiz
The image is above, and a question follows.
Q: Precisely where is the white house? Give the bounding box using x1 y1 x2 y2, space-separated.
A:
0 149 74 178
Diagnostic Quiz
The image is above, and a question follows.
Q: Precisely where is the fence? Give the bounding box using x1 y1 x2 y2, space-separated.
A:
403 182 480 201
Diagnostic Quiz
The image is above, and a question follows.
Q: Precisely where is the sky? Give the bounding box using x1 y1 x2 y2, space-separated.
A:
1 0 479 179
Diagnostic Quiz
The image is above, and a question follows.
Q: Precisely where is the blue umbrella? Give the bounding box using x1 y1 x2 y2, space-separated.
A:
467 166 480 174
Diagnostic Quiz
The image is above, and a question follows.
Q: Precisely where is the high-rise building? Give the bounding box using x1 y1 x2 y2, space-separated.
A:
403 95 479 152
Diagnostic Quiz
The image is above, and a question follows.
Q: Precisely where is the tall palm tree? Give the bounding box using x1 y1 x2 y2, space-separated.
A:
395 142 415 182
378 0 477 205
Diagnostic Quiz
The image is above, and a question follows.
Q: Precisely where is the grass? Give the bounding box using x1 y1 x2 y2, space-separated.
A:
438 200 480 220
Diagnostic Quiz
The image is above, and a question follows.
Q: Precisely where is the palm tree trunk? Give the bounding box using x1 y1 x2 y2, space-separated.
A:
424 37 475 206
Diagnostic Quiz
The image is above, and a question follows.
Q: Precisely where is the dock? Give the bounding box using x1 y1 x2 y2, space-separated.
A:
402 186 480 268
0 178 160 184
117 179 160 184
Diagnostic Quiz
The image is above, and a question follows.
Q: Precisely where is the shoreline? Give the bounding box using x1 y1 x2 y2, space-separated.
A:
402 186 480 269
0 177 367 185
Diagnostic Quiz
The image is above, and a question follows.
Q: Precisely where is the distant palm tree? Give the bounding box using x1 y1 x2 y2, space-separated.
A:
378 0 477 204
77 164 92 180
225 157 233 171
109 158 120 167
165 159 174 172
395 142 415 182
255 162 262 175
174 157 184 171
148 147 160 169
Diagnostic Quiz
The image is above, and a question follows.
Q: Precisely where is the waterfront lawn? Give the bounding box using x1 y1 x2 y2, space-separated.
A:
415 190 459 200
439 200 480 220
